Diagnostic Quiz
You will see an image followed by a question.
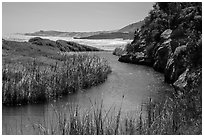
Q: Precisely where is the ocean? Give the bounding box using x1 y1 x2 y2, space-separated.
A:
2 33 132 51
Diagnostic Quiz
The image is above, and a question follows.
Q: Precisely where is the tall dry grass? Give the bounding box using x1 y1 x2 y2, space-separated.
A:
3 90 201 135
31 92 201 135
2 53 111 105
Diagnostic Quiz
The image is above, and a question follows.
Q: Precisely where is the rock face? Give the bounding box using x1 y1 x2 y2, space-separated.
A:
118 52 153 66
118 29 175 70
153 39 172 72
118 27 198 88
116 3 202 133
29 37 101 52
113 47 126 56
164 45 187 83
116 3 202 103
173 68 189 93
160 29 172 41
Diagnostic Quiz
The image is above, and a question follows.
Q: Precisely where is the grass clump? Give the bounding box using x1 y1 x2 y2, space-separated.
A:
31 93 201 135
2 53 111 106
3 90 201 135
136 89 202 135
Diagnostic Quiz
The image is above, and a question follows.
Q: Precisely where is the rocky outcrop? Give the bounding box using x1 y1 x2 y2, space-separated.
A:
118 29 174 71
118 54 132 63
153 39 172 72
160 29 172 41
173 68 189 93
173 66 202 99
118 52 153 66
116 3 202 133
113 47 126 56
164 45 187 83
118 28 190 84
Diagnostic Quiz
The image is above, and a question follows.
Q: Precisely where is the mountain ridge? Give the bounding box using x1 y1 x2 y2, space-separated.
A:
118 20 145 33
24 20 144 39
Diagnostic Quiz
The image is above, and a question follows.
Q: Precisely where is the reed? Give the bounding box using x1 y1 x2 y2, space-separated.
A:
3 90 201 135
136 91 202 135
32 97 131 135
31 89 201 135
2 53 111 106
3 53 201 134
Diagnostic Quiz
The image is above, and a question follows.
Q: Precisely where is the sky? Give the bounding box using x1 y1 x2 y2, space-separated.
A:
2 2 154 34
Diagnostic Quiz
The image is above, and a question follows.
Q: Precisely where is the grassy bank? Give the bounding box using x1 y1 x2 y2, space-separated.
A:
8 89 200 135
2 53 111 106
32 95 201 135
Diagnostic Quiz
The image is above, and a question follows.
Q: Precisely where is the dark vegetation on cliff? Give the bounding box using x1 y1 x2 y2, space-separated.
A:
116 2 202 134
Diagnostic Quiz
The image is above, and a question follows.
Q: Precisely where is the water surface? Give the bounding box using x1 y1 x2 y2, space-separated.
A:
2 52 172 134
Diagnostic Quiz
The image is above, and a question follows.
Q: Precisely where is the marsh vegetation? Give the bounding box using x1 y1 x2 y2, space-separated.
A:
3 53 111 105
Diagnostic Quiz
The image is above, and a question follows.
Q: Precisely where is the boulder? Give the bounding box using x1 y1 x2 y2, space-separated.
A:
164 57 176 83
113 47 126 56
160 29 172 41
118 52 153 66
153 39 172 72
164 45 187 83
131 52 145 63
173 68 189 93
174 45 187 57
118 54 132 63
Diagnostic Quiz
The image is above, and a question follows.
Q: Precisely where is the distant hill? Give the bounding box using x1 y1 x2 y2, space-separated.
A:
24 20 144 40
77 20 144 40
77 32 134 40
25 30 114 38
118 20 145 33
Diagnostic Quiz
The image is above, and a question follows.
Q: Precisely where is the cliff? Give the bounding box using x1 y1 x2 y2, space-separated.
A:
116 2 202 133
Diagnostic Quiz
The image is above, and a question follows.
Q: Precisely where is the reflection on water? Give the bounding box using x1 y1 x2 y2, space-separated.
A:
2 52 172 134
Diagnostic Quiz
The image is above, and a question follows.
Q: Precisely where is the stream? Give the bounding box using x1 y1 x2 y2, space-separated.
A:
2 51 172 134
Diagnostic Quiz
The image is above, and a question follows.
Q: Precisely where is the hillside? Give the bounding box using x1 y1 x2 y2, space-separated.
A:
2 37 102 65
25 30 114 38
118 20 145 33
77 20 144 40
76 32 134 40
24 20 144 40
116 2 202 134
